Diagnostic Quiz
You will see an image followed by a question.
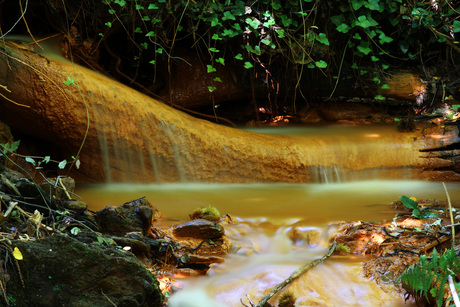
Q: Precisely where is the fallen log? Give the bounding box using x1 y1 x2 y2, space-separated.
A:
0 41 458 183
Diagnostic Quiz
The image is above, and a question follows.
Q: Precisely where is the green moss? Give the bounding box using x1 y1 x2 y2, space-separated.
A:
189 205 220 222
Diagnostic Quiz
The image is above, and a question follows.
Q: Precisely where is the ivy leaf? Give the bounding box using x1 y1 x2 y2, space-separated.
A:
315 60 328 68
245 18 260 29
234 53 243 60
261 38 271 45
148 3 159 9
336 24 350 33
212 33 222 40
223 11 236 21
207 86 217 92
276 29 286 38
209 47 219 52
381 84 391 89
134 27 142 33
213 77 222 82
145 31 155 37
215 57 225 65
378 32 394 44
207 65 216 73
244 62 254 69
374 95 386 100
453 20 460 32
316 33 330 45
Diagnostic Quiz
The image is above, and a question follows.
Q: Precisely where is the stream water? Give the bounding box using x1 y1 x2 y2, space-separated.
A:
75 125 460 307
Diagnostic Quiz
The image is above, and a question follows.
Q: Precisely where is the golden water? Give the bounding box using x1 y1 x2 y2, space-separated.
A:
76 180 460 306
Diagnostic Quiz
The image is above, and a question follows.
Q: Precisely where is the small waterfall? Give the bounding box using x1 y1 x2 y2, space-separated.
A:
311 165 343 183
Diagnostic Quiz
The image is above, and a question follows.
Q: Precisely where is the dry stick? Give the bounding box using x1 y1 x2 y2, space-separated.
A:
442 182 455 248
255 241 337 307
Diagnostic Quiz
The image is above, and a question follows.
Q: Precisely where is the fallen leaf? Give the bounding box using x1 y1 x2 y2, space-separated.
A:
13 247 23 260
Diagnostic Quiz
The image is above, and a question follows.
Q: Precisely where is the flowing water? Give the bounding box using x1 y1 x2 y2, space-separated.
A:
76 180 460 306
74 124 460 306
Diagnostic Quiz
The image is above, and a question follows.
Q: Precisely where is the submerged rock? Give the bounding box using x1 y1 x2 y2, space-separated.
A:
7 233 164 307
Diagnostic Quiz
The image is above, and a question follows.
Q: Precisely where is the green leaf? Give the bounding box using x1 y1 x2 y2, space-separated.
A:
135 4 144 10
9 140 20 152
378 32 394 44
134 27 142 33
271 2 282 10
209 47 219 52
374 95 386 100
371 55 379 61
355 15 378 28
212 33 222 40
142 16 150 21
381 64 389 69
211 16 221 27
213 77 222 82
223 11 236 21
315 60 327 68
353 33 362 40
276 29 286 38
145 31 155 37
400 195 419 210
244 61 254 69
43 156 50 164
25 157 35 165
381 84 390 89
316 33 329 45
208 86 217 92
140 42 148 49
452 20 460 32
245 18 260 29
148 3 159 9
357 41 372 55
155 48 163 54
215 57 225 65
261 38 272 45
149 60 156 65
58 159 67 169
207 65 216 73
351 62 358 69
234 53 243 60
336 23 350 33
105 22 112 28
64 77 74 85
70 227 80 235
452 104 460 111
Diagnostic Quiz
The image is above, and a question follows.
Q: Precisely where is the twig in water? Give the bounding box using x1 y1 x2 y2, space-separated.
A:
255 241 337 307
442 182 455 247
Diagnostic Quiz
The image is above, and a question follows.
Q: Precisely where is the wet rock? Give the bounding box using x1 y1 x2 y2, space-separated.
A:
7 233 164 307
172 219 224 239
95 197 161 235
39 176 75 200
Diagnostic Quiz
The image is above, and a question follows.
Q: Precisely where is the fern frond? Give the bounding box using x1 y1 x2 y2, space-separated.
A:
396 248 460 307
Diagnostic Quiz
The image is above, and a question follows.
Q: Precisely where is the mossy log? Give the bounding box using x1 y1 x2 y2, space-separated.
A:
0 42 458 183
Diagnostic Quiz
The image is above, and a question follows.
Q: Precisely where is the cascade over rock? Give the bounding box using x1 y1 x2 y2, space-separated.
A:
0 42 459 183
